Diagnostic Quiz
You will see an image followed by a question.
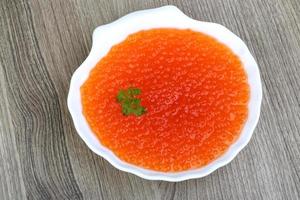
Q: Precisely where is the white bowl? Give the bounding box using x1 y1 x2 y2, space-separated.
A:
67 5 262 182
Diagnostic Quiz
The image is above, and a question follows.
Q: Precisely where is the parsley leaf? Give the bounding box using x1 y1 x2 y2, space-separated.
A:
117 87 146 116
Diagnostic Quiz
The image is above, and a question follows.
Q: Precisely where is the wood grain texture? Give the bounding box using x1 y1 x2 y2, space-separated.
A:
0 0 299 199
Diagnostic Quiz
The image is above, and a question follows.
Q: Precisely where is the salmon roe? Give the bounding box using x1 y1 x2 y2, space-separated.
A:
81 28 249 172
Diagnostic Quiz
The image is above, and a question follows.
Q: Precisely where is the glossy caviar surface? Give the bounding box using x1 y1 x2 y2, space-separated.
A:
81 28 249 172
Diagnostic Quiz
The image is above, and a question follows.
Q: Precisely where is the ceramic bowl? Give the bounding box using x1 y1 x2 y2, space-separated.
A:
67 5 262 181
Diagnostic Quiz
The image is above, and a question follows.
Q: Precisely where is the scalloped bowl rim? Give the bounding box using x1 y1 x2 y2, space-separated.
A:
67 5 262 182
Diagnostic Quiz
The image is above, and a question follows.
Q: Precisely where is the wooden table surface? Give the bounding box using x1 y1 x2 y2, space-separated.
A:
1 0 299 199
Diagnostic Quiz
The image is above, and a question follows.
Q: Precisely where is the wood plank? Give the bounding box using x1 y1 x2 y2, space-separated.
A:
0 0 299 199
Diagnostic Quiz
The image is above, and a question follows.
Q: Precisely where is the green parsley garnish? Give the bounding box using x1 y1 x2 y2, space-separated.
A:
117 87 146 116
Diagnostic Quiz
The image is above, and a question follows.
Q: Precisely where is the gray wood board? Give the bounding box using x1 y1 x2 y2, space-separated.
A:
0 0 299 199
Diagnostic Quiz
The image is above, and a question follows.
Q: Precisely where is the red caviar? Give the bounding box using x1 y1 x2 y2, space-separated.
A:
81 29 249 172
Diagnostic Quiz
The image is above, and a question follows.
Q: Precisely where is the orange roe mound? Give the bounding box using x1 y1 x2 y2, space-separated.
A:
81 28 249 172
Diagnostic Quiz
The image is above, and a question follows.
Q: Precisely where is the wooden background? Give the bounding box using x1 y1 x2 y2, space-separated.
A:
1 0 299 199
